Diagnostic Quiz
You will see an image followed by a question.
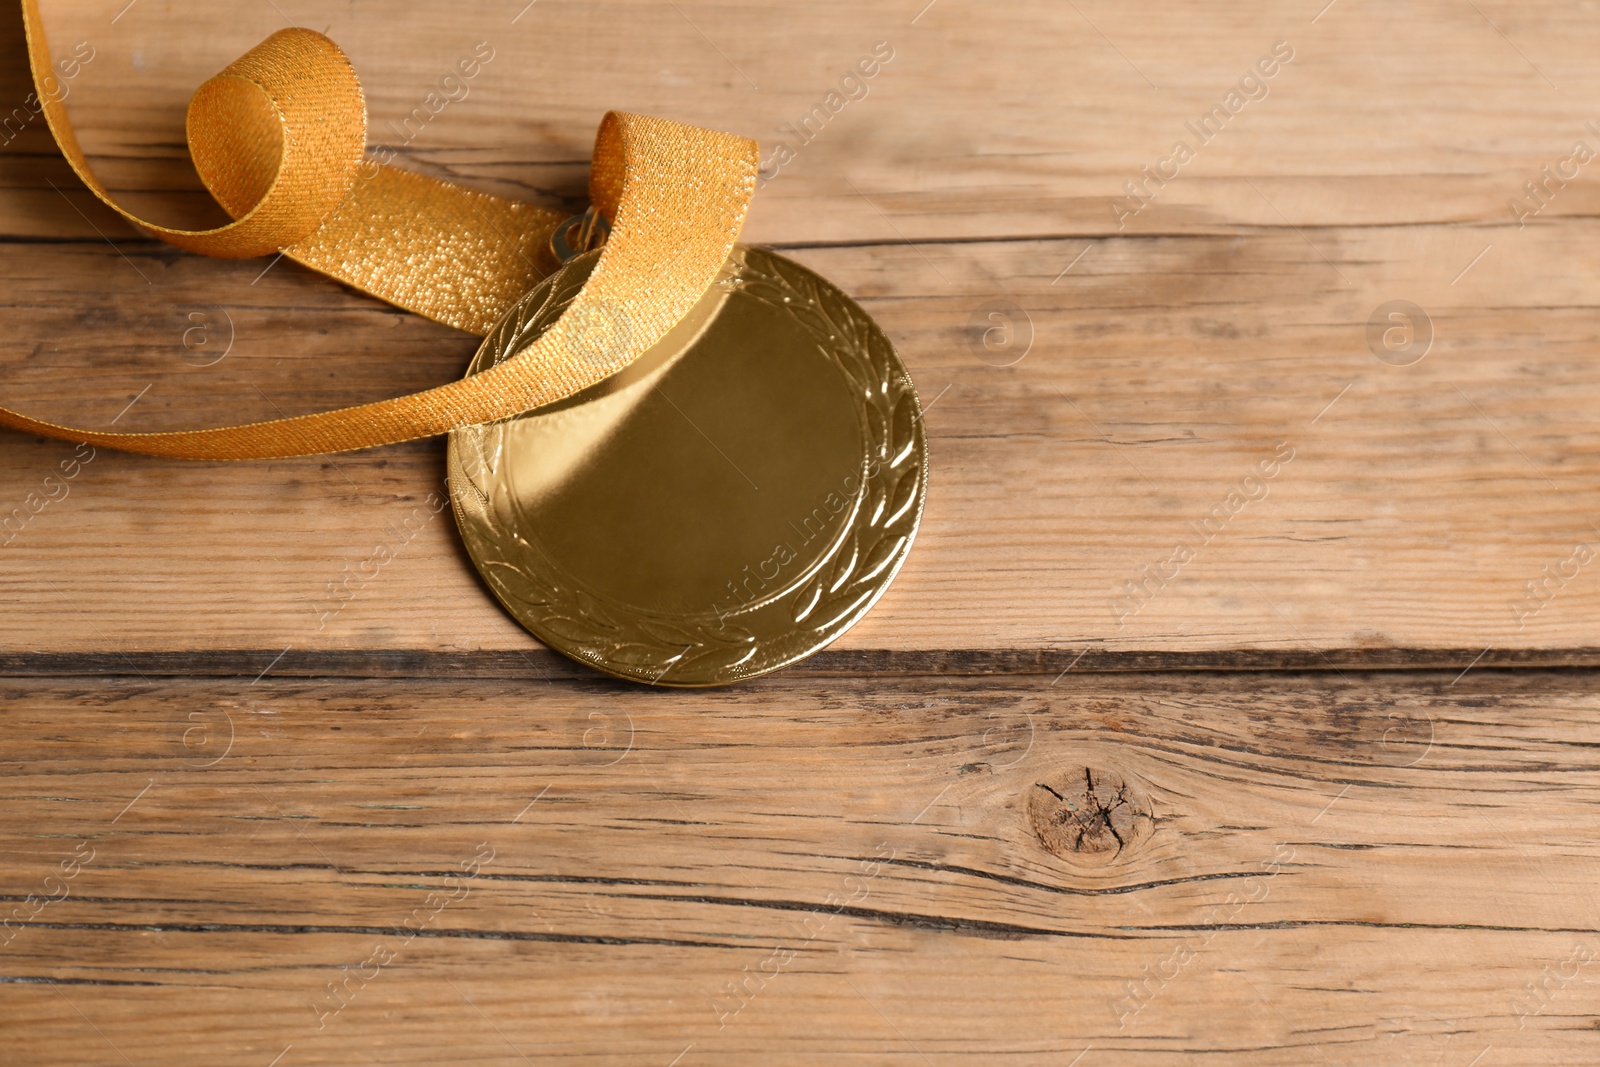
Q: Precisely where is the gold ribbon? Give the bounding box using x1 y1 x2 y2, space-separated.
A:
5 1 757 459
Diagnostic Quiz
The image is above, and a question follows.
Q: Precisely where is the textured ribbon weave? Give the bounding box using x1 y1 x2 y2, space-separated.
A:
4 1 758 458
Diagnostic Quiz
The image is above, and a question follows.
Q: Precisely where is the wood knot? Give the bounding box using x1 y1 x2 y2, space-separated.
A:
1027 767 1151 864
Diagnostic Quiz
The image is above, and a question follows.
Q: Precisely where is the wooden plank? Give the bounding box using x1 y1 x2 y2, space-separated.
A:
8 228 1600 670
2 669 1598 1065
4 0 1600 668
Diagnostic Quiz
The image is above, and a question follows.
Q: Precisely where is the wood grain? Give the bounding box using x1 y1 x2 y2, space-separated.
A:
2 1 1600 665
3 670 1598 1066
5 4 1600 1063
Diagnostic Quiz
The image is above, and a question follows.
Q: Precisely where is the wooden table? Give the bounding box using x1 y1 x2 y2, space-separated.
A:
4 1 1599 1063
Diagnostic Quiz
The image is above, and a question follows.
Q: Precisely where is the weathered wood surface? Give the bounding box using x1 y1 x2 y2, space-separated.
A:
6 3 1600 1064
3 670 1599 1066
3 1 1600 666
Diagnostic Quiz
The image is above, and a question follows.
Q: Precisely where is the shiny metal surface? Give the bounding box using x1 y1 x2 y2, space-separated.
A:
447 244 927 686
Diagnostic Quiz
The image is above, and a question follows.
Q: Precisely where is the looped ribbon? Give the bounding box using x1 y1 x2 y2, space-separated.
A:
6 0 758 458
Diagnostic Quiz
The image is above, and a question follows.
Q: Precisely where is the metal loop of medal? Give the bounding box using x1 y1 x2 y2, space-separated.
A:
550 206 612 264
447 240 928 687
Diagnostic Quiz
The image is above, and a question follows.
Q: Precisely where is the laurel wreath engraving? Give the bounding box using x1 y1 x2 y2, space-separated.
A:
446 246 926 684
728 251 924 636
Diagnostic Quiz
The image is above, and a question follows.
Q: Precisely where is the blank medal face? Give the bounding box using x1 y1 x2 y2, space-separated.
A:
448 245 927 686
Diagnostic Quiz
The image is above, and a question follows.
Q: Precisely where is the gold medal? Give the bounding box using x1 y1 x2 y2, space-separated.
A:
447 243 927 686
